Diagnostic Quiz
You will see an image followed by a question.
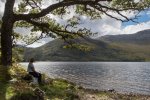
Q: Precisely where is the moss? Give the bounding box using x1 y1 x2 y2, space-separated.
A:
40 79 78 99
6 86 16 100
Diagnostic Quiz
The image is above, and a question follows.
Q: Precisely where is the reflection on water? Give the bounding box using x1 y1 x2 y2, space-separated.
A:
21 62 150 95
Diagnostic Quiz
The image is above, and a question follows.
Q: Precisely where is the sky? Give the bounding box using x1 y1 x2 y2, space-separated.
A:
0 0 150 48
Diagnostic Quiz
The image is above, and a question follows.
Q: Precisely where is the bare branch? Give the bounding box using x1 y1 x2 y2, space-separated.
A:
25 0 42 10
23 32 49 46
30 0 42 10
24 17 87 44
25 19 49 28
89 3 140 22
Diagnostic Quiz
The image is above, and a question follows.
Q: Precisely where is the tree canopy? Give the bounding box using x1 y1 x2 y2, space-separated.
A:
13 0 150 45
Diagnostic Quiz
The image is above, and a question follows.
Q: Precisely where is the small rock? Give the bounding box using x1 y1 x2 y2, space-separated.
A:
67 84 74 89
33 87 45 100
108 89 115 92
77 86 83 89
44 78 53 84
91 96 95 98
9 78 17 83
22 74 32 81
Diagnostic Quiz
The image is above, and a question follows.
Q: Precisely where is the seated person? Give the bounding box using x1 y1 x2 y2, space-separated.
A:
27 58 41 84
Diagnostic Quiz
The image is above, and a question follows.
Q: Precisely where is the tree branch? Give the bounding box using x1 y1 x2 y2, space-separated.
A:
14 0 143 45
89 3 140 22
25 19 49 28
23 18 87 44
14 0 111 21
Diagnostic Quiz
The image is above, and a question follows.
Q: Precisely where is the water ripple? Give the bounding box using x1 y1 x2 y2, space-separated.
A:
21 62 150 95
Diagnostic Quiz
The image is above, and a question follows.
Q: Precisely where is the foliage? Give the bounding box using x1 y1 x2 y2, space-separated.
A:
12 0 150 47
12 47 24 63
112 0 150 9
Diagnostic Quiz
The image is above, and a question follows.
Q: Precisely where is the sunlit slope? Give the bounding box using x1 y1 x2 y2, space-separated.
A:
23 36 148 61
98 29 150 61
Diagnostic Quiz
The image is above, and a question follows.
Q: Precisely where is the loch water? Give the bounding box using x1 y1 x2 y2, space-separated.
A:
21 62 150 95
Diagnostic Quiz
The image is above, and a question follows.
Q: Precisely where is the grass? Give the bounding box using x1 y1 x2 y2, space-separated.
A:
0 63 150 100
41 79 78 100
5 63 79 100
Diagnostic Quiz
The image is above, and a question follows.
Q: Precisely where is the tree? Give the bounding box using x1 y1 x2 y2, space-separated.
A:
1 0 150 66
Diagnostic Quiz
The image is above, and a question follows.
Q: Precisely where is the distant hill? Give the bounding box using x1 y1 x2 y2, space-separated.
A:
23 29 150 61
23 38 113 61
24 30 150 61
99 29 150 45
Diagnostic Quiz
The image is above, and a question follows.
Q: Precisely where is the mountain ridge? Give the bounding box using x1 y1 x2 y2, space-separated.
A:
23 29 150 61
99 29 150 44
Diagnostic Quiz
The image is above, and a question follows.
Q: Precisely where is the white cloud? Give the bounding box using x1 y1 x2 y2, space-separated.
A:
147 10 150 16
105 11 138 21
0 0 5 3
0 1 4 17
122 21 150 34
41 0 58 8
27 37 54 48
134 0 140 3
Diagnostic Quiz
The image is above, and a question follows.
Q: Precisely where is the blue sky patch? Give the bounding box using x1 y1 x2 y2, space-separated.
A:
122 10 150 27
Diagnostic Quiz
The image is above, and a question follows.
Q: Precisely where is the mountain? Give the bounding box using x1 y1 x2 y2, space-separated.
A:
23 38 115 61
23 29 150 61
99 29 150 45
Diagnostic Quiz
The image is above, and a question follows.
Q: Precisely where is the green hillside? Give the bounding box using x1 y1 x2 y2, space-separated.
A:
23 29 150 61
100 29 150 45
108 42 150 61
23 39 148 62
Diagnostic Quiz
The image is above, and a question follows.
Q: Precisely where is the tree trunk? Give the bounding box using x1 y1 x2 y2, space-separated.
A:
1 0 15 66
0 65 10 100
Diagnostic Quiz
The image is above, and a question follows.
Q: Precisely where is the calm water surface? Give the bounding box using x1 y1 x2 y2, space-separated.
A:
21 62 150 95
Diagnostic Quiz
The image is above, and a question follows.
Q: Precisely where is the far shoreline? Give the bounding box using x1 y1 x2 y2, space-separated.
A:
21 61 150 63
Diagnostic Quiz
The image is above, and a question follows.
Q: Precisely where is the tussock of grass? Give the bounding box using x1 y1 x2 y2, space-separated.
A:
41 79 78 99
